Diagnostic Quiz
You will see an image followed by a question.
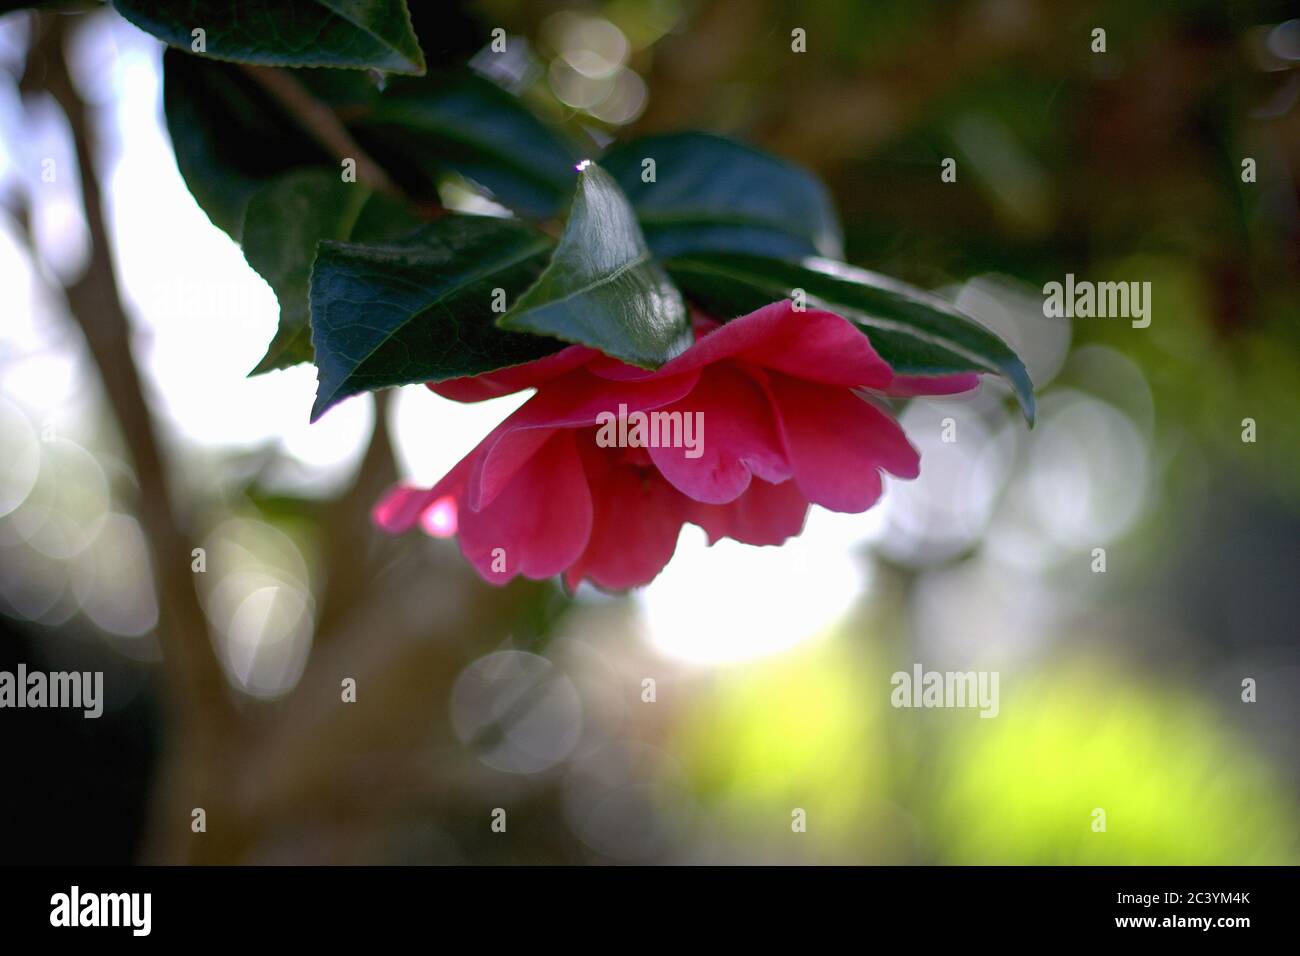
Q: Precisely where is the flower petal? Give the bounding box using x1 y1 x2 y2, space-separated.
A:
564 447 687 590
647 364 789 504
469 367 700 511
372 450 475 533
688 476 809 546
458 430 593 584
658 300 893 389
428 345 599 402
768 372 919 512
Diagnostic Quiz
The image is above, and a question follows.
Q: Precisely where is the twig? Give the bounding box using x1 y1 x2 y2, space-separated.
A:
239 63 403 199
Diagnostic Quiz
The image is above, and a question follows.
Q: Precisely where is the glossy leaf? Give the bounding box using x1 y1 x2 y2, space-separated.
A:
309 215 561 420
355 70 579 219
498 162 691 368
113 0 425 74
243 170 420 374
162 48 351 239
667 252 1036 424
601 131 843 260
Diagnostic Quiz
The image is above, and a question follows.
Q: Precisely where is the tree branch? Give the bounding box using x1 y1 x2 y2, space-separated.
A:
25 13 242 859
239 63 403 199
312 390 397 642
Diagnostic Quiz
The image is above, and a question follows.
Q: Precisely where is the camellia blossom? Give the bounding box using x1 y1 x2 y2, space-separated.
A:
374 300 978 590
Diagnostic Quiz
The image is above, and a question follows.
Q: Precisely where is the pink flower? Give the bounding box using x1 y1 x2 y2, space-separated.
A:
374 300 977 589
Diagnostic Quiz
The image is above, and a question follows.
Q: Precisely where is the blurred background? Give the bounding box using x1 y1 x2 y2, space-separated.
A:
0 0 1297 864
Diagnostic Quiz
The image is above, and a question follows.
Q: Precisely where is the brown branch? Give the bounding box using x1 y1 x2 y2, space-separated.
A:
25 13 242 860
21 14 469 863
311 390 397 642
239 63 403 199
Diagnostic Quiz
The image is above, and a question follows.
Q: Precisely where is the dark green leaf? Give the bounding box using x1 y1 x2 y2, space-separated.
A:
601 131 843 260
243 169 420 374
113 0 425 74
667 252 1036 424
162 48 354 239
355 70 579 219
498 162 691 368
309 215 561 421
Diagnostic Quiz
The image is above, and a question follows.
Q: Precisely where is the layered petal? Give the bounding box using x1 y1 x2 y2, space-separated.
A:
688 476 810 546
647 364 789 504
458 430 593 583
376 296 960 590
563 440 690 590
469 366 700 510
767 372 919 513
657 300 893 389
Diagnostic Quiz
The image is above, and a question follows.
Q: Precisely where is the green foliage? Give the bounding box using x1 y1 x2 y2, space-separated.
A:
308 216 559 421
162 49 339 240
497 162 691 368
669 253 1036 423
601 131 842 260
355 71 579 219
113 0 425 73
242 170 419 373
100 0 1035 421
929 667 1299 864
